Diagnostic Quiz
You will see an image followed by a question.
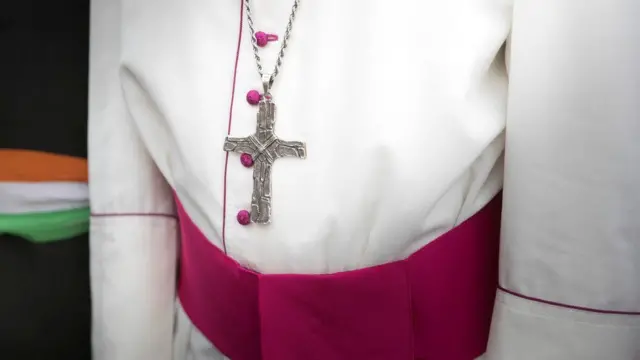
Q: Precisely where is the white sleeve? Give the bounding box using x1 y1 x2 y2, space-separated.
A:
487 1 640 359
89 0 178 359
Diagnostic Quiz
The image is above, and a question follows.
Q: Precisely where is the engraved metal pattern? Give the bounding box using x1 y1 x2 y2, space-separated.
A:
224 100 306 224
244 0 300 88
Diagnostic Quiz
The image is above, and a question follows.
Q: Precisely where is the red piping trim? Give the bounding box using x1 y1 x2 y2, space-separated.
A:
221 0 245 254
498 285 640 315
90 213 177 219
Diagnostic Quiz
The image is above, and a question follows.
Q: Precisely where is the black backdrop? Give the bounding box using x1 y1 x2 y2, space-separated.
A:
0 1 91 359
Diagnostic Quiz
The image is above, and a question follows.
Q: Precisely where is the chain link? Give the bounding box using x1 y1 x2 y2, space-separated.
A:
244 0 300 89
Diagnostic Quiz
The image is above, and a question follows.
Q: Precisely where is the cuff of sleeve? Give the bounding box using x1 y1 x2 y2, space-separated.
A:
486 289 640 360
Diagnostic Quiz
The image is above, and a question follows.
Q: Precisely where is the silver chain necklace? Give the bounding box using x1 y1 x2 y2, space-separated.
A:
223 0 307 225
244 0 300 95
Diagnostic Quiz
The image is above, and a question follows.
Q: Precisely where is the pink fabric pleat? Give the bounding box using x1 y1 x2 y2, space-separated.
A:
176 194 501 360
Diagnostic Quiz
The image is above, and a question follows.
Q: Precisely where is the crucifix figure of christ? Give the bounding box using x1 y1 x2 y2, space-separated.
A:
223 99 307 224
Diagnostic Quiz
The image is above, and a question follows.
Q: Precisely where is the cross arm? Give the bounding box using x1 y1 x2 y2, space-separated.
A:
223 136 256 155
273 139 307 159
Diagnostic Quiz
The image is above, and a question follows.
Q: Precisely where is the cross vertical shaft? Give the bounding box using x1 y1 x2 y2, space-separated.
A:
223 100 306 224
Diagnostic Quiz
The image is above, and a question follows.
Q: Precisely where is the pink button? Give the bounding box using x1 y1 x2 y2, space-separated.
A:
240 153 254 167
237 210 251 226
246 90 261 105
255 31 279 47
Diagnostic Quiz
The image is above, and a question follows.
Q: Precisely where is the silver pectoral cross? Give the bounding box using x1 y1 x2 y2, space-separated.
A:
223 99 306 224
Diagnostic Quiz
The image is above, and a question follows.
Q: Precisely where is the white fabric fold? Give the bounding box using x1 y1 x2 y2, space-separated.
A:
89 0 178 359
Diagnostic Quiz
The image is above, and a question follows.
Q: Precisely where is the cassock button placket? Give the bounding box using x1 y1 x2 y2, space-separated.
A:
238 30 280 224
246 90 261 105
246 30 279 105
236 210 251 226
240 153 254 167
255 31 278 47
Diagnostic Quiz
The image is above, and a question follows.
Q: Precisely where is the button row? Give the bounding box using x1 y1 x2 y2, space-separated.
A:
236 210 251 226
236 30 279 225
255 31 278 47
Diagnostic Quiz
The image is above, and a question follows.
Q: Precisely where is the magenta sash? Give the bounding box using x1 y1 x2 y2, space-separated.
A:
176 195 501 360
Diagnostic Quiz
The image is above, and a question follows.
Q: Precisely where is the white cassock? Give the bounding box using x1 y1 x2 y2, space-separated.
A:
88 0 640 359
